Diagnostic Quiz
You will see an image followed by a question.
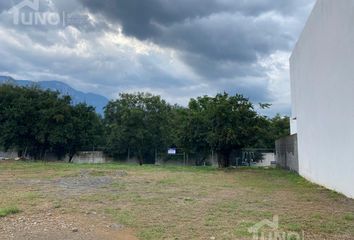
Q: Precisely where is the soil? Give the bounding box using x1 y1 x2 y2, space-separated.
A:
0 169 137 240
0 212 138 240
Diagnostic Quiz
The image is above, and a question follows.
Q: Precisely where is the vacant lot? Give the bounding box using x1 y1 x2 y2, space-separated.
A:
0 162 353 240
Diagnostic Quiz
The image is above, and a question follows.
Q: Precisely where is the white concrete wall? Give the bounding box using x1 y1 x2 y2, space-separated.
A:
275 135 299 172
290 0 354 198
71 151 110 164
0 151 18 160
255 153 275 167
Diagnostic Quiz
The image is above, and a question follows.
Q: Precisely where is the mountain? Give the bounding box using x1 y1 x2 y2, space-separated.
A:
0 76 109 115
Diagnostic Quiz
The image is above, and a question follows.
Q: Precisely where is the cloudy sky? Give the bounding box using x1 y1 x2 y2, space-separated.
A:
0 0 316 115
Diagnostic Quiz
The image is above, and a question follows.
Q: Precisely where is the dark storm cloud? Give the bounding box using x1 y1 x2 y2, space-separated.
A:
78 0 233 39
159 13 291 63
0 0 316 115
79 0 309 40
181 52 263 80
79 0 312 80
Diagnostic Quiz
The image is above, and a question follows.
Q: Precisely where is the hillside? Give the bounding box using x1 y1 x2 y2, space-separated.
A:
0 76 108 115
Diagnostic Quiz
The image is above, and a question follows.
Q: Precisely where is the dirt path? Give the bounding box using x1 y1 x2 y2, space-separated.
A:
0 212 138 240
0 168 138 240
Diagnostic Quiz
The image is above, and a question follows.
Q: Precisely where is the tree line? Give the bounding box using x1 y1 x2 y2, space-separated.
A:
0 85 289 167
0 85 103 162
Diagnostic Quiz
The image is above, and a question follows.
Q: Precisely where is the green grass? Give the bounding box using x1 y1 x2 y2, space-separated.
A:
138 226 166 240
234 221 256 238
1 162 354 239
0 161 216 173
344 213 354 221
0 206 20 217
105 208 136 225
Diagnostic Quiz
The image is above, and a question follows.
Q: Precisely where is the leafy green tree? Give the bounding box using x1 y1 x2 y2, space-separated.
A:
0 85 71 159
0 84 290 167
270 114 290 140
105 93 170 165
183 93 271 167
252 114 290 149
206 93 260 167
179 97 212 165
34 92 73 159
0 85 103 160
0 85 27 153
64 104 104 162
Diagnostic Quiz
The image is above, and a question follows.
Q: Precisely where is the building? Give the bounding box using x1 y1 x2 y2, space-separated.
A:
290 0 354 198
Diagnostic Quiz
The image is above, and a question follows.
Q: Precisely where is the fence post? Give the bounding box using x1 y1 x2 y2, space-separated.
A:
155 148 157 164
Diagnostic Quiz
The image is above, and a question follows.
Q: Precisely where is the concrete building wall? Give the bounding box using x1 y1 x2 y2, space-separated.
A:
275 135 299 172
71 151 111 164
0 151 18 160
254 153 275 167
290 0 354 198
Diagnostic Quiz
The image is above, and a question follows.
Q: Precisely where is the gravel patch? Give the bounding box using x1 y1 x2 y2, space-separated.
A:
13 170 128 196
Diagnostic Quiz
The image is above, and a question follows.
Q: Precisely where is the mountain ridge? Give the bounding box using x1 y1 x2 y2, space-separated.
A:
0 76 109 115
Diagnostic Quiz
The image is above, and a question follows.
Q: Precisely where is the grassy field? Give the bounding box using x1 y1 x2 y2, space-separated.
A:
0 161 354 240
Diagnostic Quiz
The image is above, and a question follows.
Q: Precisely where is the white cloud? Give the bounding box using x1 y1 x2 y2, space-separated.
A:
0 0 316 115
259 50 292 115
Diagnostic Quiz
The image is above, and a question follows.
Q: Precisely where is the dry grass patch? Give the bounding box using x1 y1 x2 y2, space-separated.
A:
0 162 354 240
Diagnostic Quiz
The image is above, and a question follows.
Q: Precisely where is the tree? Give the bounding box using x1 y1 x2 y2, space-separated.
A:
270 114 290 140
65 104 104 162
183 93 260 168
0 84 290 166
165 105 189 149
0 84 103 160
104 93 170 165
252 114 290 149
180 97 212 165
0 85 72 159
207 93 260 167
0 85 24 152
